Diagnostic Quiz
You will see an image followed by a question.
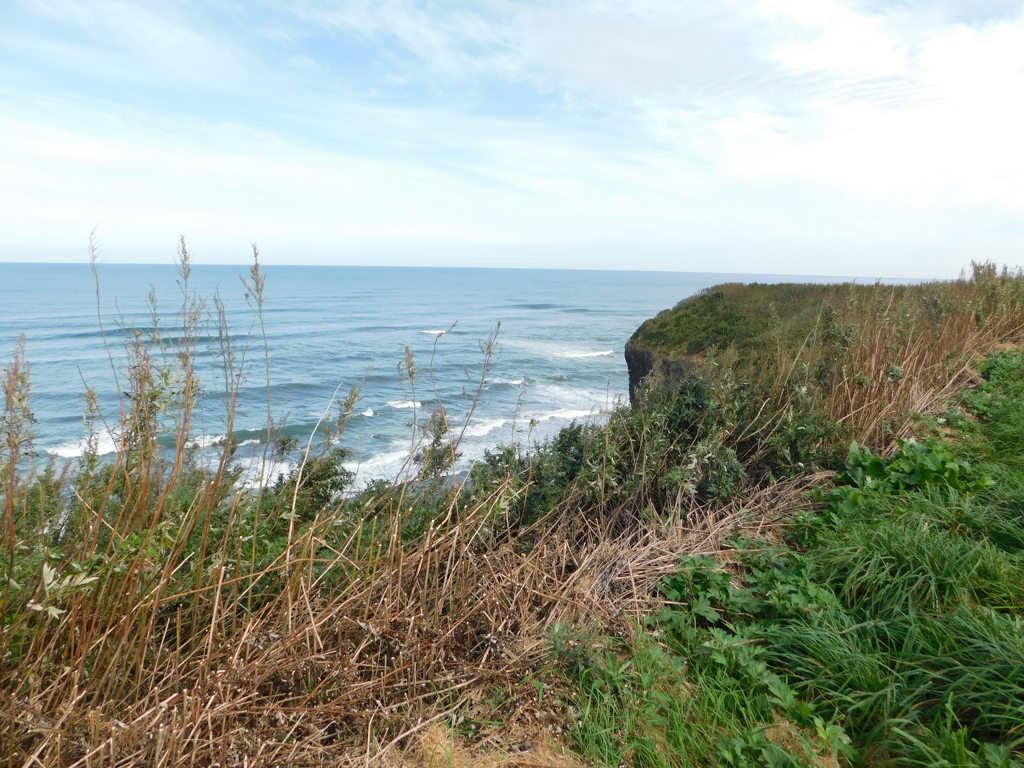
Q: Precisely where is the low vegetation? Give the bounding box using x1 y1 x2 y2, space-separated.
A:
630 282 843 356
563 401 1024 766
3 253 1024 766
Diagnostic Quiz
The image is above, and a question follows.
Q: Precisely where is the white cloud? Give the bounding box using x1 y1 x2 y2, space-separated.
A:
1 0 1023 277
520 3 766 101
286 0 531 82
7 0 255 90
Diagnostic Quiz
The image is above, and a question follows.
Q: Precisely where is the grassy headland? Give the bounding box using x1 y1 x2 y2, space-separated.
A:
3 257 1024 766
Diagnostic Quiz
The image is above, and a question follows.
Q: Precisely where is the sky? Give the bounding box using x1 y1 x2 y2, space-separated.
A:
1 0 1023 276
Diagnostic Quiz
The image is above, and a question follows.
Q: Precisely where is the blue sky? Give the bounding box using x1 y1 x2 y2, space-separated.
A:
1 0 1023 276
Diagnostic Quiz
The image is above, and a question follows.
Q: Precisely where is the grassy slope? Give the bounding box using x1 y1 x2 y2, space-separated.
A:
629 282 843 357
559 351 1024 767
628 278 1023 364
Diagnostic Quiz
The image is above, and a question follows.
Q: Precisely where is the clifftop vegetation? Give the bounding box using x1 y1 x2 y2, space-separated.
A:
630 274 1024 365
4 254 1024 766
629 265 1024 453
630 282 843 358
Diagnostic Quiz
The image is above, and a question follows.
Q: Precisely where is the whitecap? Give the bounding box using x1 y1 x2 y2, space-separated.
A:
560 349 613 359
237 457 296 489
387 400 423 409
361 408 375 417
460 418 506 438
421 329 447 336
489 378 524 386
46 430 119 458
530 384 619 412
532 408 600 423
344 448 415 487
187 434 226 449
46 440 90 459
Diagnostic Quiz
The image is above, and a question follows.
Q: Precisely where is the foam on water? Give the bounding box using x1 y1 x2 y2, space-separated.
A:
387 400 423 409
562 349 613 359
503 339 618 361
459 417 507 438
344 447 415 487
187 434 226 449
529 384 616 410
237 456 296 489
533 408 603 423
46 430 119 458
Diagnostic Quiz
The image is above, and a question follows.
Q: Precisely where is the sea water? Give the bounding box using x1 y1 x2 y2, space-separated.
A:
0 263 852 486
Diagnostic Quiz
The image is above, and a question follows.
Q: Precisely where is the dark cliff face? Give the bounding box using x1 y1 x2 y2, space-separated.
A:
624 340 696 405
624 341 654 404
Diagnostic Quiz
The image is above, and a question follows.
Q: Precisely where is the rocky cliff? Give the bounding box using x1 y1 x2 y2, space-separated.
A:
623 339 696 404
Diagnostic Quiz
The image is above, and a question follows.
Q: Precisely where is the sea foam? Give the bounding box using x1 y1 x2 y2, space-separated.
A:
187 434 226 449
237 457 297 489
460 418 507 438
344 447 415 487
560 349 613 359
46 430 119 458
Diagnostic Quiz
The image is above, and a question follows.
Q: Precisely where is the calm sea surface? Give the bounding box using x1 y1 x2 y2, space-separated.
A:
1 263 854 484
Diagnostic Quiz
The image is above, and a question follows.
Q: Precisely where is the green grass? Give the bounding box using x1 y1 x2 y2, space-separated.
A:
551 627 842 768
627 276 1022 362
629 282 844 357
555 350 1024 767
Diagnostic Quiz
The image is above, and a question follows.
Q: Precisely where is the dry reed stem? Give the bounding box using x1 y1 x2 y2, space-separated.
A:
1 469 820 767
743 271 1024 454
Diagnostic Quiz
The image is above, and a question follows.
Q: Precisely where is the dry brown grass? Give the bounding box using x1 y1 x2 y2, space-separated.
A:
397 722 585 768
0 461 820 767
748 263 1024 454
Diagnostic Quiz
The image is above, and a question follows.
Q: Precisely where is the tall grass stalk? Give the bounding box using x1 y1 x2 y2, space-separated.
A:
780 264 1024 450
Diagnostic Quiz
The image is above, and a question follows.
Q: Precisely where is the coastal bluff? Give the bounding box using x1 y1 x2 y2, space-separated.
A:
624 281 873 403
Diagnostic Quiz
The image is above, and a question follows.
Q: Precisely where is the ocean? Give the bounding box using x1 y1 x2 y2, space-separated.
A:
1 262 853 486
